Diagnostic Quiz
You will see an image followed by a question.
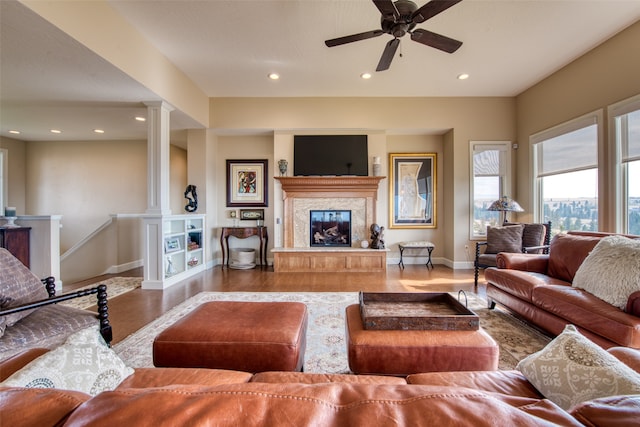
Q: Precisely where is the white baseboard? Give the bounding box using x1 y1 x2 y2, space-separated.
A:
103 259 144 275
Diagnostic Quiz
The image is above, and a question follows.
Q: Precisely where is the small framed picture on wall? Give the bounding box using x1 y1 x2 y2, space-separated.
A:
226 159 268 207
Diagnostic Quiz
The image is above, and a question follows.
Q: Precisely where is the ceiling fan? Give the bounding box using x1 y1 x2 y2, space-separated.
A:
325 0 463 71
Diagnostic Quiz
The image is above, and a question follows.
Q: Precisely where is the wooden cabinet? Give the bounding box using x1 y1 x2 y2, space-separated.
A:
0 227 31 267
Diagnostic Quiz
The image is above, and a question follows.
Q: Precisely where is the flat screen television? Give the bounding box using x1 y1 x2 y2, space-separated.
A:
294 135 368 176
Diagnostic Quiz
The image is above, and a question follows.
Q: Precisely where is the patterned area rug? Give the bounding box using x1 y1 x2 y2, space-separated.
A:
59 277 142 310
114 291 551 373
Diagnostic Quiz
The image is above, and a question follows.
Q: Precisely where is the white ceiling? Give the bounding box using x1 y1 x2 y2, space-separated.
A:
1 0 640 142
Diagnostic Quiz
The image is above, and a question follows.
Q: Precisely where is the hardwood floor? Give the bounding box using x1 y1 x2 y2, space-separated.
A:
67 265 486 345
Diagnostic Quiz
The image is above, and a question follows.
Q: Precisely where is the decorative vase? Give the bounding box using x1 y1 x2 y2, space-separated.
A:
278 159 288 176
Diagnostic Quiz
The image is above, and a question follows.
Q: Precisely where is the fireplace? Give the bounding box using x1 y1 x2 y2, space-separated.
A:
310 210 351 247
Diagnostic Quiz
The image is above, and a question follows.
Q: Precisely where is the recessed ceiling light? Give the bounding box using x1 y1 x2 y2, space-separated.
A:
50 129 62 134
94 129 105 134
457 73 470 80
8 130 20 134
135 116 146 122
360 73 372 80
268 73 280 80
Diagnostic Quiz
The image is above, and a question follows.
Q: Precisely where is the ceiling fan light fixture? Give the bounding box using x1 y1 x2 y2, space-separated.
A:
360 72 372 79
268 73 280 80
457 73 469 80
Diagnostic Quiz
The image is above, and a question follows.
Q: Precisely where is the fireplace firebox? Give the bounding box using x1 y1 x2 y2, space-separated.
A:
310 210 351 247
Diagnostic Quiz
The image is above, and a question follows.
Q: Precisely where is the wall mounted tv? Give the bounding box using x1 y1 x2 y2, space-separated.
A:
294 135 368 176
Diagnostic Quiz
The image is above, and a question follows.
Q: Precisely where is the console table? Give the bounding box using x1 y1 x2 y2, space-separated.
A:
220 226 268 268
0 226 31 268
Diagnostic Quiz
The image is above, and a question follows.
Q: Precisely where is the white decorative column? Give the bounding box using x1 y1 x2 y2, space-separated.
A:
142 100 173 289
144 101 174 215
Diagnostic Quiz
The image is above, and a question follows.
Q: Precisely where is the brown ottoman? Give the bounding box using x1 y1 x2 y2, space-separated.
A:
345 304 498 375
153 301 308 372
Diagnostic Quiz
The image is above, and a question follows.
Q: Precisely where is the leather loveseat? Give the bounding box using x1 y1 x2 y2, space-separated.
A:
1 346 639 426
485 231 640 349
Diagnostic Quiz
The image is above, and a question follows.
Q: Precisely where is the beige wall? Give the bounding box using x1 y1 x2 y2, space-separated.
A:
210 97 516 265
24 139 187 254
516 20 640 230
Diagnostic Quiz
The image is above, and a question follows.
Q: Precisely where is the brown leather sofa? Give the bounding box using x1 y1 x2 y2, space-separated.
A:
2 346 640 426
485 231 640 349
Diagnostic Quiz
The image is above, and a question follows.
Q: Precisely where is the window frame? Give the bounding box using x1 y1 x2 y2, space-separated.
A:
530 110 603 232
469 141 512 240
609 93 640 234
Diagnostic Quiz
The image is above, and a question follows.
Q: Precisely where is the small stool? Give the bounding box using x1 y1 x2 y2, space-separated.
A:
398 241 435 269
345 304 498 375
153 301 308 372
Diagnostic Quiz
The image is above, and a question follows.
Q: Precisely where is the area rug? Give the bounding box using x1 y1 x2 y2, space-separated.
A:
114 291 551 373
60 277 142 310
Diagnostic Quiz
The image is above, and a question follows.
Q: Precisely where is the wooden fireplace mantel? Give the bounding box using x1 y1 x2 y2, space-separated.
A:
275 176 385 196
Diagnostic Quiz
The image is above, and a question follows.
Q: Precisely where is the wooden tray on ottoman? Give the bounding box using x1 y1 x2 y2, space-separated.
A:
359 292 479 331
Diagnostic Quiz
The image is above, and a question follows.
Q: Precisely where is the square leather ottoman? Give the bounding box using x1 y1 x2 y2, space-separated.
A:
153 301 308 372
345 304 498 375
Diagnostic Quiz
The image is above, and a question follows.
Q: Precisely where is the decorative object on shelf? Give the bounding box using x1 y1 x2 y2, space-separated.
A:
240 209 265 220
165 256 176 276
372 156 381 177
370 223 385 249
278 159 288 176
389 153 436 229
164 237 181 253
226 159 268 207
360 240 370 249
184 185 198 212
487 196 524 224
187 257 199 267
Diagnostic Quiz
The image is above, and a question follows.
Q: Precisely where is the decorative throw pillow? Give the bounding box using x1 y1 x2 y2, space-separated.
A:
0 326 133 396
485 224 524 254
572 235 640 309
517 324 640 410
0 248 49 337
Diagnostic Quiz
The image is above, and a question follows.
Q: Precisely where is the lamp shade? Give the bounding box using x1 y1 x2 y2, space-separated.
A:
487 196 524 212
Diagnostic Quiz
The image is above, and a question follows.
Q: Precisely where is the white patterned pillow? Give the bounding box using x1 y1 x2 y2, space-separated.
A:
517 324 640 410
0 326 133 396
572 235 640 309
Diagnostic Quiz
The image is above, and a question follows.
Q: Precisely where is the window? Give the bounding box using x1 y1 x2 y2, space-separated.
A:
470 142 511 239
611 94 640 234
531 113 601 236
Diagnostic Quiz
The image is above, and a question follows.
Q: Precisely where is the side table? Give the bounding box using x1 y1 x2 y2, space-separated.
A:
398 241 434 269
220 226 268 268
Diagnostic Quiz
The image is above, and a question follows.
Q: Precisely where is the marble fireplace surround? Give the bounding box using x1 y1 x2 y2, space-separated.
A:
275 177 385 248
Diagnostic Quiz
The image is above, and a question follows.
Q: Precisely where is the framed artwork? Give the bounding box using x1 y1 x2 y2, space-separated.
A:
240 209 264 220
164 237 181 253
389 153 437 229
226 159 268 207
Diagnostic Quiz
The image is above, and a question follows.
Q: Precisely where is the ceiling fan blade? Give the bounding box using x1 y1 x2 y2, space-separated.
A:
411 28 462 53
325 30 384 47
411 0 463 24
376 38 400 71
373 0 400 20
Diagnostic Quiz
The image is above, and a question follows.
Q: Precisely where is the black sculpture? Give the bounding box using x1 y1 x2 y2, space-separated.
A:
370 223 385 249
184 185 198 212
